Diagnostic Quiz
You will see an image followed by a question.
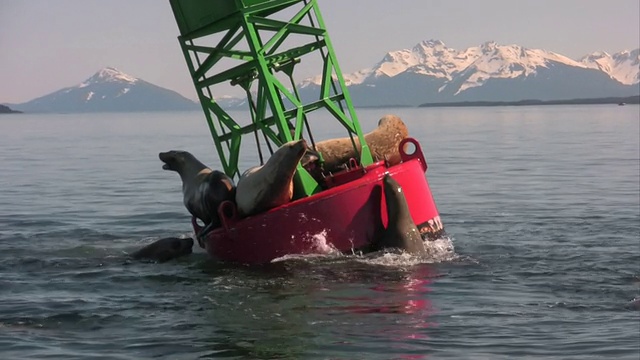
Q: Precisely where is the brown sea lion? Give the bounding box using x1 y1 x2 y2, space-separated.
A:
159 150 235 228
314 114 409 174
235 139 312 217
130 237 194 263
372 174 427 254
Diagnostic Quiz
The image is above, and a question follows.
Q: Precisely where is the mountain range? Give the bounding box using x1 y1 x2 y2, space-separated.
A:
7 67 199 113
3 40 639 112
300 40 639 107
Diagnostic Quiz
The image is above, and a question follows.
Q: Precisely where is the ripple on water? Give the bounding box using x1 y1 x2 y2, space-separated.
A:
1 109 639 359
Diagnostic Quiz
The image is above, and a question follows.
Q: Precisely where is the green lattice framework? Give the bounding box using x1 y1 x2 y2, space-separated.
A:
169 0 373 197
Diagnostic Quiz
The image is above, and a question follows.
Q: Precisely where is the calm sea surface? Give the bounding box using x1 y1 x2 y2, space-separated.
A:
1 106 639 359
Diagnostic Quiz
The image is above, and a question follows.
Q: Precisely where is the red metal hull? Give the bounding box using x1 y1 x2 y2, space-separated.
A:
192 138 443 264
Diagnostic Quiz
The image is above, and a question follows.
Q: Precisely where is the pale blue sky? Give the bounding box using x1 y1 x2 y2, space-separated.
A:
1 0 638 103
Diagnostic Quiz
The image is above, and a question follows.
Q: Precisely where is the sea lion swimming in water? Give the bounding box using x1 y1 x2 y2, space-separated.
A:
130 237 194 263
235 139 314 217
159 150 235 228
371 174 427 254
312 114 409 175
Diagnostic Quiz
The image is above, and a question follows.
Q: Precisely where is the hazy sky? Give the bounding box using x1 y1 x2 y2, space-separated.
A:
1 0 638 103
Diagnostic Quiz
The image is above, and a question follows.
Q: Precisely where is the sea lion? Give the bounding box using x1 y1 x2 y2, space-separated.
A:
372 174 427 254
159 150 235 228
235 139 311 217
130 237 194 263
313 114 409 174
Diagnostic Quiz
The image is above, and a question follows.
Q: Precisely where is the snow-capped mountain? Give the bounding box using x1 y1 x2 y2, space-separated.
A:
580 49 640 85
300 40 640 106
440 41 588 94
13 67 198 113
211 95 249 109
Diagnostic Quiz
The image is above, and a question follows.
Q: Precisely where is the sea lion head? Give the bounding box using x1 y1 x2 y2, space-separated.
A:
130 237 194 263
383 173 404 217
282 131 322 174
378 114 405 128
275 139 312 166
286 139 323 177
300 144 321 171
159 150 205 174
154 237 194 263
170 237 194 256
378 115 409 138
159 150 187 172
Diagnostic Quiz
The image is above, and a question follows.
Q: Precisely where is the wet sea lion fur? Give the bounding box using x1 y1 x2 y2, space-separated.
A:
130 237 194 263
159 150 235 227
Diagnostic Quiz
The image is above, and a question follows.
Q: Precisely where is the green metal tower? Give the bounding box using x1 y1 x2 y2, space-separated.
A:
169 0 374 197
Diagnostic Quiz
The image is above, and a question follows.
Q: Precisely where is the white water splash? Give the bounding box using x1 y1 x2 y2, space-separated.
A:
358 236 457 267
271 252 341 263
271 230 342 263
307 230 341 255
272 235 457 266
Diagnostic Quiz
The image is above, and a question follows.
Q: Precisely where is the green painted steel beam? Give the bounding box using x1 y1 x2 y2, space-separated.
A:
264 40 326 64
320 54 333 99
216 94 346 143
191 26 244 80
253 20 325 38
195 39 325 89
179 17 241 41
196 61 258 88
257 1 317 55
323 100 356 133
186 44 254 61
240 0 301 16
170 0 371 197
310 0 373 166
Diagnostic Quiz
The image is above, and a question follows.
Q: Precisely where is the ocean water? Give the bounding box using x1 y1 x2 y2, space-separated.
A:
0 105 638 359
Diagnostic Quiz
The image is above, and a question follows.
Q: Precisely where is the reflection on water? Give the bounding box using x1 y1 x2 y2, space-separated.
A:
187 255 442 359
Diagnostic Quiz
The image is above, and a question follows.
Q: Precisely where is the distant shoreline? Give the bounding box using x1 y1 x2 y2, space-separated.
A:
5 95 638 113
418 95 639 108
0 104 22 114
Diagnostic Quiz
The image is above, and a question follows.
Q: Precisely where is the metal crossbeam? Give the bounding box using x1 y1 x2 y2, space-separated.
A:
170 0 373 195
